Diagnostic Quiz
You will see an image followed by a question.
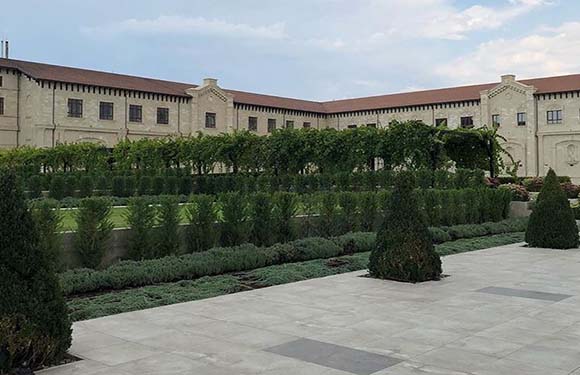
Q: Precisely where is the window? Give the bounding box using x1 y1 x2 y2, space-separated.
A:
367 123 377 128
303 122 311 129
492 114 500 127
248 116 258 131
547 110 562 124
99 102 114 121
285 120 294 129
129 104 142 123
460 116 474 128
205 112 216 128
267 118 276 133
435 118 447 127
517 112 526 126
157 107 169 125
0 97 4 115
0 76 3 87
347 124 357 129
67 99 83 118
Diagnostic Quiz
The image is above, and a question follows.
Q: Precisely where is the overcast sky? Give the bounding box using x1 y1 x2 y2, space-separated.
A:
1 0 578 101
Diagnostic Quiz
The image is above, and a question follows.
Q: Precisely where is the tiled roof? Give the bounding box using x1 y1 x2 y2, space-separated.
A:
3 58 580 114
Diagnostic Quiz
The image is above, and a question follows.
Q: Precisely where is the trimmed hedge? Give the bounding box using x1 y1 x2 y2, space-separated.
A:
59 220 526 296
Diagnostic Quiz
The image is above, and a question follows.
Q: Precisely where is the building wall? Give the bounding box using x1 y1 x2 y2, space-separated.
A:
1 69 580 182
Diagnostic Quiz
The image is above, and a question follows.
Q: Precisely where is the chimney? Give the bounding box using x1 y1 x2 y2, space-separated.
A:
203 78 218 87
0 41 3 58
5 40 9 59
501 74 516 83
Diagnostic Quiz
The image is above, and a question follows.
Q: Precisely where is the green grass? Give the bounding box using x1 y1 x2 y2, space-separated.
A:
60 205 191 231
67 232 525 321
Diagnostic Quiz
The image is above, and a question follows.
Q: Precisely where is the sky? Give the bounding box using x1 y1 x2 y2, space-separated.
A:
1 0 579 101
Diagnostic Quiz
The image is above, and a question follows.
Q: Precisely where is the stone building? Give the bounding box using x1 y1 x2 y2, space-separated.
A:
0 58 579 181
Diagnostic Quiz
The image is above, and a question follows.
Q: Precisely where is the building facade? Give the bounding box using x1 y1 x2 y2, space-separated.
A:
1 58 579 181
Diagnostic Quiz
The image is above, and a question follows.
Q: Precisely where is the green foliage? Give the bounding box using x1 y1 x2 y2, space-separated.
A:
179 176 193 195
111 176 125 197
73 197 114 269
165 175 179 195
155 195 181 257
27 175 43 199
137 176 152 196
152 175 165 195
219 192 248 246
185 195 217 253
95 175 109 196
338 192 358 233
49 175 66 200
369 172 442 282
358 192 378 232
273 192 297 243
78 175 94 198
526 169 579 249
0 170 71 372
125 197 157 260
124 176 137 197
64 175 77 198
318 192 339 237
249 192 274 246
30 199 63 272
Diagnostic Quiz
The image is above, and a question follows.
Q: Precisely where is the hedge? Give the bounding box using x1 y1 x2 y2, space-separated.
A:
59 219 526 296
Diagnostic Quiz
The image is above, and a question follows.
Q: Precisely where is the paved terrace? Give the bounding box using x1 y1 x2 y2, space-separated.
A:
41 243 580 375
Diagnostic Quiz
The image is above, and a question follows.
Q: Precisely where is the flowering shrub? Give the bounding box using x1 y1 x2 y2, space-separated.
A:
499 184 530 202
523 177 544 192
561 182 580 199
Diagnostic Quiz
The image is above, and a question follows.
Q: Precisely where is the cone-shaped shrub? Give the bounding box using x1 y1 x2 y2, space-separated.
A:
0 170 72 372
369 172 442 282
525 169 579 249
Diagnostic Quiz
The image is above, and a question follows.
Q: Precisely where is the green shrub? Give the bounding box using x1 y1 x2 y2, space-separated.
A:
73 197 114 269
30 199 63 272
179 176 193 196
185 195 217 253
64 176 77 198
249 192 274 246
152 176 165 195
78 175 94 198
156 195 181 257
137 176 151 196
165 175 179 195
429 227 452 244
273 192 297 243
369 172 442 282
111 176 125 197
338 192 358 233
0 170 71 372
95 175 109 196
49 175 66 200
219 192 248 246
125 176 137 197
125 197 157 260
299 194 319 238
318 193 338 237
27 175 43 199
358 192 378 232
526 169 579 249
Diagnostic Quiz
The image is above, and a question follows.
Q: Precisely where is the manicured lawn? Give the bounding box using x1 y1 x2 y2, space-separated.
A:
67 232 524 321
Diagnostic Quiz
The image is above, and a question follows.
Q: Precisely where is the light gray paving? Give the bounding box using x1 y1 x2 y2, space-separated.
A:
40 243 580 375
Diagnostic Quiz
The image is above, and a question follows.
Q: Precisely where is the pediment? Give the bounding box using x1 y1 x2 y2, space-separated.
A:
487 80 535 99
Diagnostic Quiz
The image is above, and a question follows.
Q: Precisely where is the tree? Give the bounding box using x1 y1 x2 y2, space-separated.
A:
0 170 71 372
125 197 157 260
526 169 579 249
369 172 442 282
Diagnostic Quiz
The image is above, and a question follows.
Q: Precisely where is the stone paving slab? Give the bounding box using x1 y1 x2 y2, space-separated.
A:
39 243 580 375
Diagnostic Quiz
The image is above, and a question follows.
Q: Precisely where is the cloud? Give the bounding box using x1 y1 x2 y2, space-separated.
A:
437 21 580 83
82 15 287 40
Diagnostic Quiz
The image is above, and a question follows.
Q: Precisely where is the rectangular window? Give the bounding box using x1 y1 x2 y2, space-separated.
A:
67 98 83 118
267 118 276 133
547 110 562 124
205 112 216 128
347 124 357 129
129 104 142 123
303 122 311 129
99 102 114 121
0 76 3 87
0 97 4 115
460 116 474 129
248 116 258 131
157 107 169 125
517 112 526 126
435 118 447 127
367 123 377 128
285 120 294 129
492 114 500 127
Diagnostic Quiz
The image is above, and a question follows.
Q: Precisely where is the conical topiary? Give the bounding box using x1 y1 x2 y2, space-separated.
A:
525 169 579 249
369 171 442 282
0 170 72 372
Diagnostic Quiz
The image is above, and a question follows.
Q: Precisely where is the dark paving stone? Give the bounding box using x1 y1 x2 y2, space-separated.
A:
265 338 402 375
477 286 572 302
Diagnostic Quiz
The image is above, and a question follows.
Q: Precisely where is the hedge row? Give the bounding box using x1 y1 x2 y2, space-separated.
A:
25 168 486 200
59 218 526 296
